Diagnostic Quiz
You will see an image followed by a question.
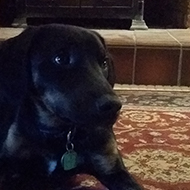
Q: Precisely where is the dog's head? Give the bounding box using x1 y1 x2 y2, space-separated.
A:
2 24 122 132
30 24 122 126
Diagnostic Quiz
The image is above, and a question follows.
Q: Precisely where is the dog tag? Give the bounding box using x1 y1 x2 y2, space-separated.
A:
61 150 77 171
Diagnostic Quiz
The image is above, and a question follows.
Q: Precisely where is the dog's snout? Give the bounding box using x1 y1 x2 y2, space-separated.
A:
96 95 122 115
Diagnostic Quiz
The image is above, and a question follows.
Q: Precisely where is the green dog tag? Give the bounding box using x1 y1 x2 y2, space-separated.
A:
61 150 77 171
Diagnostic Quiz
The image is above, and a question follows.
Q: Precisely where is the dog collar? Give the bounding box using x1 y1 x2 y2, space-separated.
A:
61 128 78 171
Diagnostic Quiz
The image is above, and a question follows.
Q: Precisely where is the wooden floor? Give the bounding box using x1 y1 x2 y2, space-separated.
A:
1 27 190 86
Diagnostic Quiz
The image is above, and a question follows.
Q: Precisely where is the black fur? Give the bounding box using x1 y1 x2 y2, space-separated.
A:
0 24 143 190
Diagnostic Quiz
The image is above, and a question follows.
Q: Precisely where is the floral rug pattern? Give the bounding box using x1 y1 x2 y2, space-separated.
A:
71 90 190 190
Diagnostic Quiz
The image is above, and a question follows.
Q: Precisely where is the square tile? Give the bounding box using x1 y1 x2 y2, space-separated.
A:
167 29 190 48
135 29 180 48
181 49 190 86
135 48 180 85
97 29 135 47
109 48 134 84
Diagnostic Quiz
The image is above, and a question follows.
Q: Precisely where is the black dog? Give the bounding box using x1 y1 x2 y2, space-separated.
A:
0 24 142 190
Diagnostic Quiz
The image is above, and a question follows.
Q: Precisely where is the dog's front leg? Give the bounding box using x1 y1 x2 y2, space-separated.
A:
88 134 143 190
95 159 143 190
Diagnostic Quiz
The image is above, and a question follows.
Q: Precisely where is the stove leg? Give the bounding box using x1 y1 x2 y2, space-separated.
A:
130 0 148 30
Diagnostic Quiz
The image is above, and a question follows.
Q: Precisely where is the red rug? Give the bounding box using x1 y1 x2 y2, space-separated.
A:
69 90 190 190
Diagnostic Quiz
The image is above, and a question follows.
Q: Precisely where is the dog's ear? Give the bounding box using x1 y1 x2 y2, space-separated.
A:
92 31 116 88
0 27 37 130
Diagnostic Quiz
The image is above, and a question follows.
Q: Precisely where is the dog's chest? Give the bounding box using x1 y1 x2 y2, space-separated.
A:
47 159 58 174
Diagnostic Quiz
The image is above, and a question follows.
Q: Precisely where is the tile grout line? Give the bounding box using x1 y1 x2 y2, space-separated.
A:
167 30 183 86
132 31 137 84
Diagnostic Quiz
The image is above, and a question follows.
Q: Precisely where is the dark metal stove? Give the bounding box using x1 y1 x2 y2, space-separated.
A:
26 0 148 29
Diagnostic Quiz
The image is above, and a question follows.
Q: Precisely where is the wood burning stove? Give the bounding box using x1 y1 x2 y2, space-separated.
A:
26 0 148 29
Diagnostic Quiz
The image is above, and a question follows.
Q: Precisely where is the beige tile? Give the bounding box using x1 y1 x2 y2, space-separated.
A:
154 85 166 91
114 84 190 92
135 29 180 48
96 29 135 47
1 28 190 49
179 86 190 91
167 29 190 48
146 85 156 90
0 28 23 41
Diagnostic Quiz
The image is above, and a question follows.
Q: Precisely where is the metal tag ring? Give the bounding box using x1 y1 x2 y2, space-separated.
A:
66 142 74 151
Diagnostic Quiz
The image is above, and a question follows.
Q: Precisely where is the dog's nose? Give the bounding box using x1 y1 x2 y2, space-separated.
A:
96 95 122 115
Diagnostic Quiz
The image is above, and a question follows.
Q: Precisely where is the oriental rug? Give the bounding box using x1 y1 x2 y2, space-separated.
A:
69 89 190 190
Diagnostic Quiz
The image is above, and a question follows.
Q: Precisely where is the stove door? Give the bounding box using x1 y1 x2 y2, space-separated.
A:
81 0 133 7
26 0 80 7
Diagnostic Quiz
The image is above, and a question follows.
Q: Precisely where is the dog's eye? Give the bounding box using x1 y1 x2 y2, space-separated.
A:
102 57 109 70
54 56 61 64
53 52 71 66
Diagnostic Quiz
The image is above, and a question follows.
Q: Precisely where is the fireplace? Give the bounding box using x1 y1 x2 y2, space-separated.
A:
24 0 190 28
144 0 190 28
25 0 147 29
0 0 190 28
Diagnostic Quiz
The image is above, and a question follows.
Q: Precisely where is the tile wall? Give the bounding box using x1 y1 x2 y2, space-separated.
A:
1 28 190 86
102 29 190 86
